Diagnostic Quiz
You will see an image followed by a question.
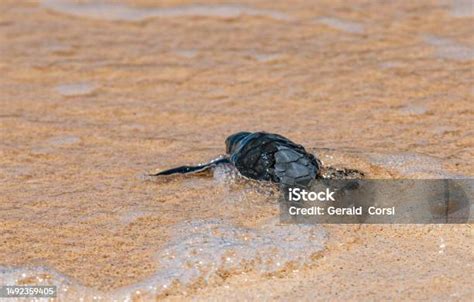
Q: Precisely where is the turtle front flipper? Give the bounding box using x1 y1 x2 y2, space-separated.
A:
149 157 230 176
273 146 320 188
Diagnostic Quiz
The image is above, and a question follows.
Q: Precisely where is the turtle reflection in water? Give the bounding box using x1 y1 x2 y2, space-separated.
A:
150 131 359 188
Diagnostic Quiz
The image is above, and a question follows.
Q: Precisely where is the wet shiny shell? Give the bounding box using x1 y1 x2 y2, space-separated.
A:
229 132 320 187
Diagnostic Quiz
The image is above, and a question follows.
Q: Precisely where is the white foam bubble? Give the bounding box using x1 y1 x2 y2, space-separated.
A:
399 104 428 116
318 17 365 34
175 49 198 59
47 135 81 146
213 163 240 183
0 220 326 299
118 218 326 296
423 34 474 61
253 53 282 62
55 82 97 97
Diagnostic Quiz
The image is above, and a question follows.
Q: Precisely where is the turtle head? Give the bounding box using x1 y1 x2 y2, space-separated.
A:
225 132 251 154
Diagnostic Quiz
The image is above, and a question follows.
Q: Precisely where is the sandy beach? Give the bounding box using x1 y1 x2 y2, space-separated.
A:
0 0 473 300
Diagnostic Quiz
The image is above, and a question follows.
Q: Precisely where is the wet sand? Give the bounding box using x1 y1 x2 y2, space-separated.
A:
0 0 473 300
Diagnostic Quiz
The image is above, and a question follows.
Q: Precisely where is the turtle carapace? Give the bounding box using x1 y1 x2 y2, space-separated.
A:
150 131 321 188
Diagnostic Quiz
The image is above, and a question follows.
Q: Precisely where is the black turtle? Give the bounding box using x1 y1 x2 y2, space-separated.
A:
150 131 321 188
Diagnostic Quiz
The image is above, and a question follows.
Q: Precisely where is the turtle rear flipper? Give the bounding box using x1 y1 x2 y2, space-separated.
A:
273 147 320 188
149 157 230 176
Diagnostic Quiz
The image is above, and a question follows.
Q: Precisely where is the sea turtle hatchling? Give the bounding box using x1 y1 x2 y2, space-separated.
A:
150 131 321 188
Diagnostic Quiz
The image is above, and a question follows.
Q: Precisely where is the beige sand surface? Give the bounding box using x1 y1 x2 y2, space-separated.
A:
0 0 473 301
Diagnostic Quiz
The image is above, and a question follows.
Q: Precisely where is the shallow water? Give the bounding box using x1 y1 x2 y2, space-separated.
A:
0 218 326 300
0 149 467 299
1 0 473 300
449 0 474 17
40 0 291 22
366 152 465 178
